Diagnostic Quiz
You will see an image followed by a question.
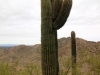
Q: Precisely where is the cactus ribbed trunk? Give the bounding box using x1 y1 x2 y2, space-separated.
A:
41 29 58 75
71 31 76 75
41 0 72 75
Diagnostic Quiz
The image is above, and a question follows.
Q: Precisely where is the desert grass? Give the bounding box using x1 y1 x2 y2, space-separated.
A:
0 54 100 75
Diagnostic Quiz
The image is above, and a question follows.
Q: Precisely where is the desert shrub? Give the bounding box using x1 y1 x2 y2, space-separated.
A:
24 62 41 75
0 62 41 75
59 56 71 75
0 63 11 75
86 55 100 74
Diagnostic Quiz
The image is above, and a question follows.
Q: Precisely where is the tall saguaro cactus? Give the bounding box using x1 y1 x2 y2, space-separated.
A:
41 0 72 75
71 31 76 75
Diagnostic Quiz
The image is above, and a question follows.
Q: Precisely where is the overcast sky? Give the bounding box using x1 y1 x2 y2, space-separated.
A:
0 0 100 45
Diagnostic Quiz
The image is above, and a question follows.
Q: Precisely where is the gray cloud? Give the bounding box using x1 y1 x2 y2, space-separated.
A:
69 0 100 25
0 0 100 45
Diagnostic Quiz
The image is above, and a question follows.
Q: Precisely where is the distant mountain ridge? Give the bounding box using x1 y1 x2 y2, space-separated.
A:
0 44 18 46
0 44 19 49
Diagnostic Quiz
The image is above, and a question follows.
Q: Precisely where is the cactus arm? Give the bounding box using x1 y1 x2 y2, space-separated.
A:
51 0 63 22
53 0 72 30
71 31 76 75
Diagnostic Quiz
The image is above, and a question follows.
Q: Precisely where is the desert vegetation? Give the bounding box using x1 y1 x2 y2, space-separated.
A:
0 52 100 75
0 37 100 75
0 61 41 75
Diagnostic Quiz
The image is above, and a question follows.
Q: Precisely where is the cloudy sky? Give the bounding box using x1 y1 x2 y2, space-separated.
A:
0 0 100 45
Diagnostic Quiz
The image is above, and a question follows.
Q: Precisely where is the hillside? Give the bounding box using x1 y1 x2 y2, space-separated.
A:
0 37 100 74
0 44 41 64
0 37 100 64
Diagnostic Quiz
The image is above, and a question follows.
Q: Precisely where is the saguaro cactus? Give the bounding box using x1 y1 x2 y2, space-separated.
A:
41 0 72 75
71 31 76 75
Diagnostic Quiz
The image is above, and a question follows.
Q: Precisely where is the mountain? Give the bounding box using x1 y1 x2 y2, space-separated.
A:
0 44 41 64
0 37 100 64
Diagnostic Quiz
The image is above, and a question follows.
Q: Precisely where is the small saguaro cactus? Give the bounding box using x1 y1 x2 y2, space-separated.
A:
41 0 72 75
71 31 76 75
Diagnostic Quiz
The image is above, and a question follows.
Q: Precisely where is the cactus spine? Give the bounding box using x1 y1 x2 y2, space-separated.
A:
71 31 76 75
41 0 72 75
